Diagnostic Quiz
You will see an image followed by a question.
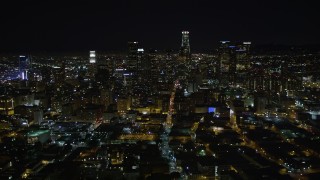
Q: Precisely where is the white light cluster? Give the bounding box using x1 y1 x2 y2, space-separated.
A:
89 51 96 63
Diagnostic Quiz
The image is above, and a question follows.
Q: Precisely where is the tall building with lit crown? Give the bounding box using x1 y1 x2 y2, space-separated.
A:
127 41 139 71
136 48 151 81
136 48 145 71
179 31 191 61
88 50 97 77
89 50 96 63
19 55 31 80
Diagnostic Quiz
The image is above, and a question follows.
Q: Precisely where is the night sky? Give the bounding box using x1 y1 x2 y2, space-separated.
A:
1 0 320 53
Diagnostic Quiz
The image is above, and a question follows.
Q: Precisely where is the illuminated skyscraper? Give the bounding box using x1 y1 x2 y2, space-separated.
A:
242 42 251 52
126 41 150 83
217 41 237 85
0 96 14 115
89 51 96 63
127 41 139 71
235 42 252 88
19 55 31 80
179 31 191 61
137 48 148 71
88 50 97 77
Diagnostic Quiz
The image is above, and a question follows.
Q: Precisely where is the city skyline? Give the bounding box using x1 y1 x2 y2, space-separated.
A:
1 0 320 53
1 36 320 179
2 5 320 177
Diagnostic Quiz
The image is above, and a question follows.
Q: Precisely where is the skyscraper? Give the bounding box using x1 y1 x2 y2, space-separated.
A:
89 51 96 64
88 51 97 77
19 55 31 80
127 41 139 71
179 31 191 61
136 48 145 72
217 41 237 85
136 48 151 83
236 42 251 88
236 42 251 68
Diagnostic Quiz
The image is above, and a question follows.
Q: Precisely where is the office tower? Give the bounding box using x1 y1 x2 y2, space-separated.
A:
229 46 237 84
127 42 150 83
53 58 66 85
238 42 251 54
52 65 65 86
217 41 229 81
248 65 265 91
95 64 109 86
127 41 139 71
19 55 31 80
89 51 96 63
280 59 302 91
136 48 151 80
34 110 43 125
254 91 268 114
88 50 97 77
0 96 14 115
235 42 252 87
148 49 159 84
217 41 237 85
136 48 145 71
179 31 191 61
236 42 251 68
165 49 175 83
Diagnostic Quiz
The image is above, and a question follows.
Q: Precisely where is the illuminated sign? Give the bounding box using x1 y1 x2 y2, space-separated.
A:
208 107 216 113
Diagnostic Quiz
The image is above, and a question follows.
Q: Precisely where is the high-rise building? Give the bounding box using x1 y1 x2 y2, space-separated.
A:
137 48 150 74
136 48 145 71
236 42 251 69
95 64 109 86
217 41 252 86
19 55 31 80
89 51 96 63
179 31 191 61
0 96 14 115
234 42 252 87
88 50 97 77
127 41 139 71
217 41 237 85
127 42 150 83
34 110 43 125
238 42 251 54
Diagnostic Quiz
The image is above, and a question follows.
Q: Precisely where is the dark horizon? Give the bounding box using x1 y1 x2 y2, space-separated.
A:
2 43 320 56
1 0 320 53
